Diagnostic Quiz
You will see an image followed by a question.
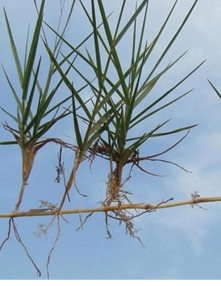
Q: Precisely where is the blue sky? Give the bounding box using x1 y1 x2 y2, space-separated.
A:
0 0 221 280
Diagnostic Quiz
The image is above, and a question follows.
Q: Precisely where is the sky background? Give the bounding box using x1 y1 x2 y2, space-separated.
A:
0 0 221 280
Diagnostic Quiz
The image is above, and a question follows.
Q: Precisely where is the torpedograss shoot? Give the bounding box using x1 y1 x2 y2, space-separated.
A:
0 0 80 212
45 0 203 212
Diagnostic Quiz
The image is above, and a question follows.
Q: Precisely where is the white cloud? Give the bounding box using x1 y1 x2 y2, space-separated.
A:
154 206 214 253
134 128 221 251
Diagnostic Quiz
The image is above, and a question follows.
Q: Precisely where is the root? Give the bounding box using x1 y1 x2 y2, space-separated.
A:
76 212 93 231
46 216 61 280
0 218 41 277
0 218 12 256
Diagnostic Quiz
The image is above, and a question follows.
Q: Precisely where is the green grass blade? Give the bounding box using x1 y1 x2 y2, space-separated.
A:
38 7 75 105
136 50 188 106
27 112 69 145
129 4 137 93
0 140 18 145
62 53 99 95
45 43 92 120
86 113 116 149
135 2 149 64
117 108 127 154
3 8 24 87
115 0 148 46
130 89 194 129
61 47 125 115
2 66 22 113
41 55 79 117
72 95 83 150
134 66 168 108
90 2 119 118
97 0 129 104
208 80 221 100
22 57 42 127
16 107 24 142
24 24 30 72
125 43 149 130
45 8 112 74
47 21 151 107
0 106 20 124
22 0 45 101
79 0 113 61
113 0 127 39
134 0 178 83
88 107 115 136
129 3 149 99
144 0 198 83
24 76 89 136
52 0 76 56
91 0 103 89
37 111 69 134
123 120 170 162
132 60 205 126
151 124 198 137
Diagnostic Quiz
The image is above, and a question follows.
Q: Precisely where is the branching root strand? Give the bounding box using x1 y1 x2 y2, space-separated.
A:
46 216 61 280
12 219 41 277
